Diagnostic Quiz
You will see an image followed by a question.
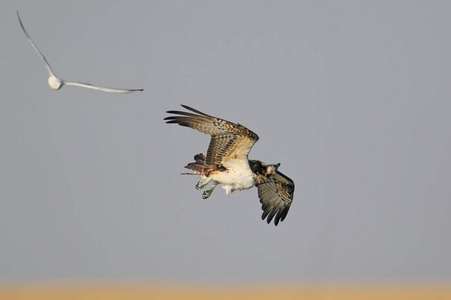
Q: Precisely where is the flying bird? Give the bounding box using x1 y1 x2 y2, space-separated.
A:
17 11 144 93
165 105 295 226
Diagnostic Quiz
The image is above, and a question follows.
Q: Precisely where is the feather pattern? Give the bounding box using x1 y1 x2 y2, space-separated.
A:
256 171 294 226
165 105 259 165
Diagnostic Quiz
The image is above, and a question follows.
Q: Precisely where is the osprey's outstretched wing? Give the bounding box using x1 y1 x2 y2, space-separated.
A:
165 105 259 165
256 170 294 226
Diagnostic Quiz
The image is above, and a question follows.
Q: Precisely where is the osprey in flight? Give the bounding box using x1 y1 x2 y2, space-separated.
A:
165 105 295 226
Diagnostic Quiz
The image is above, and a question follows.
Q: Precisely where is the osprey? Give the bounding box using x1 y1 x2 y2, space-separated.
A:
165 105 295 226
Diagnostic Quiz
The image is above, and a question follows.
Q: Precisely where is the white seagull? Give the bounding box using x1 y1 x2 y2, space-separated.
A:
17 11 144 93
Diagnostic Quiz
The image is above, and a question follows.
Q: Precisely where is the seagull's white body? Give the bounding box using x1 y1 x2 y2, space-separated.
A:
17 11 143 93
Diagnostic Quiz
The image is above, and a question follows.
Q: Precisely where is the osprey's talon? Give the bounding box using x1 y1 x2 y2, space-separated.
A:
195 181 207 190
196 177 212 190
202 190 212 199
202 181 218 199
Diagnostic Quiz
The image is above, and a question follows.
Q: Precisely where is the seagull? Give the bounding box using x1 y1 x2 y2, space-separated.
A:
165 105 295 226
17 11 144 93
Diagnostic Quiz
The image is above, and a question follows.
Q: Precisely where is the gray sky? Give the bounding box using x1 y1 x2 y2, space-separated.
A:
1 0 450 283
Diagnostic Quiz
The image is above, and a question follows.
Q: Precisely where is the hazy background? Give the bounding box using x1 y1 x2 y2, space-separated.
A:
1 0 450 284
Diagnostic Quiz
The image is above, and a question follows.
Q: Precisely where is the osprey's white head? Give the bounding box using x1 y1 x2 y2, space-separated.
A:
264 163 280 178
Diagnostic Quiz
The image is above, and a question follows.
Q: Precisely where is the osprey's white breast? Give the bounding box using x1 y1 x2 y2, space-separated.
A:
210 159 255 195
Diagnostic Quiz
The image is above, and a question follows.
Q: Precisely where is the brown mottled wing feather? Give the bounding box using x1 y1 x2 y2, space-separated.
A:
165 105 259 165
256 170 294 226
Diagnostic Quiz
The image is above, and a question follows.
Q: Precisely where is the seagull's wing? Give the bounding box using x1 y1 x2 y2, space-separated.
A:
17 11 55 77
165 105 259 165
64 81 144 93
256 170 294 226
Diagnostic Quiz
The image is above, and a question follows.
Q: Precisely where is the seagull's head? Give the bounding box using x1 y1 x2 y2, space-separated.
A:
48 75 63 90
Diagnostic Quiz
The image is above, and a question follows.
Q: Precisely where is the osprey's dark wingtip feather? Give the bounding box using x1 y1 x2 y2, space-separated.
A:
261 206 289 226
180 104 212 117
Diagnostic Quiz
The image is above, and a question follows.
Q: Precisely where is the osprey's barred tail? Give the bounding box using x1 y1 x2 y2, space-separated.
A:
183 153 226 176
193 153 207 165
185 153 208 174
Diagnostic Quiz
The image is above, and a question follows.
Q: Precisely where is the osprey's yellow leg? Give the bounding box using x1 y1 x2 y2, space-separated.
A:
196 176 212 190
202 181 218 199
